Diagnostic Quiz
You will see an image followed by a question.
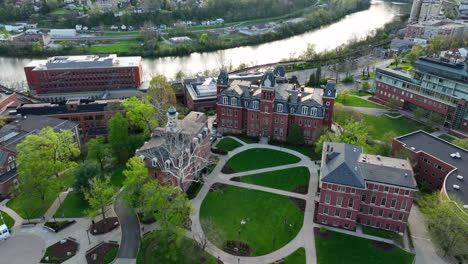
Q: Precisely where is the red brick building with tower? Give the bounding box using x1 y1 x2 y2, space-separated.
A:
216 69 335 143
315 142 418 233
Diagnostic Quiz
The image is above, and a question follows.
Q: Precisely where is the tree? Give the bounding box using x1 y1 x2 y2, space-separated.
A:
140 21 158 47
287 124 305 146
109 113 130 164
84 176 115 223
392 54 402 67
452 138 468 149
315 66 322 84
315 120 368 154
340 88 350 103
86 136 110 174
142 179 191 260
405 43 424 65
46 0 60 10
427 36 448 56
413 107 427 121
74 160 101 196
122 157 149 210
288 75 299 85
147 75 177 125
306 73 316 87
122 96 158 134
361 82 371 92
299 43 317 60
175 70 185 82
199 33 208 45
31 42 42 54
427 112 444 128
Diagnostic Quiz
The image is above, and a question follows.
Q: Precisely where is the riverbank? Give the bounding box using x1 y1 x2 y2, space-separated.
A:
0 0 371 59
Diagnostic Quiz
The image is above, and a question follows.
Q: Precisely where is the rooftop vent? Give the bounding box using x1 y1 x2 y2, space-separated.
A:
410 147 415 151
457 175 463 180
404 173 408 177
453 184 460 190
450 152 461 158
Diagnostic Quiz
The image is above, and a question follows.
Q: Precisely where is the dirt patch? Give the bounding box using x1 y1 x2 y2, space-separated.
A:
209 183 228 192
313 227 332 240
291 184 309 194
41 239 79 263
289 197 306 212
222 240 252 256
90 217 119 235
221 165 236 174
230 177 241 182
371 240 396 252
85 242 119 264
137 212 156 224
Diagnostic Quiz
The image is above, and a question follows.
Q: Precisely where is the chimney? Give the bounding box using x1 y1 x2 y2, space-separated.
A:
325 153 330 164
326 144 330 152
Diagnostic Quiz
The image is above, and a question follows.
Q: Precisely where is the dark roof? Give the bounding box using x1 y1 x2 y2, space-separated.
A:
273 65 286 78
260 72 276 88
15 99 113 116
217 72 229 86
414 57 467 83
0 168 17 184
358 162 416 189
395 130 468 205
323 82 336 98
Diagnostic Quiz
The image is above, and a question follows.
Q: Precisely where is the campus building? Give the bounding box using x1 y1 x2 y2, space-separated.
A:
371 57 468 137
24 54 142 100
13 99 123 141
136 107 211 191
315 142 418 232
393 130 468 207
216 70 335 143
405 19 467 40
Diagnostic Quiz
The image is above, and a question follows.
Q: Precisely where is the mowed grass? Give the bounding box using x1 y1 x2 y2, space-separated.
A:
283 247 306 264
362 226 404 246
216 138 243 152
137 234 217 264
200 186 304 256
54 191 89 218
335 95 387 109
103 31 140 36
7 170 75 219
0 210 15 228
87 40 142 53
226 148 301 172
438 134 457 143
315 230 415 264
362 114 433 141
239 166 310 192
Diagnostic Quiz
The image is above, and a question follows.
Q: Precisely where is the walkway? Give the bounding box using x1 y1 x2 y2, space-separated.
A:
114 196 141 260
190 142 405 264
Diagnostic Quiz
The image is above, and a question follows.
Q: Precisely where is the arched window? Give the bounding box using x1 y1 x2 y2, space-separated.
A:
277 104 283 113
152 158 158 167
253 101 259 109
244 101 249 108
231 97 237 105
223 96 228 104
290 107 295 113
164 160 171 169
301 106 308 115
311 107 317 116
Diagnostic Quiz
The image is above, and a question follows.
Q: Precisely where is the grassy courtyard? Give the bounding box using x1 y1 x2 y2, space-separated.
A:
54 191 90 218
315 230 415 264
0 210 15 228
226 148 301 172
200 185 304 256
362 114 433 141
216 138 243 152
335 95 387 109
362 226 404 246
137 234 217 264
438 134 457 143
239 166 310 192
283 247 306 264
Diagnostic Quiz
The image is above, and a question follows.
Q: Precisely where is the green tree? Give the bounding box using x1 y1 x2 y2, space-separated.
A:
199 33 208 45
392 54 402 67
46 0 60 10
142 179 191 261
122 96 158 134
427 36 448 56
109 113 130 164
315 66 322 85
340 88 350 103
405 43 424 65
31 42 42 54
288 75 299 85
147 75 177 125
122 157 149 211
427 112 444 128
315 120 368 154
361 82 371 92
175 70 185 82
287 124 305 146
413 107 427 121
74 160 101 196
86 136 110 174
84 176 115 223
452 138 468 149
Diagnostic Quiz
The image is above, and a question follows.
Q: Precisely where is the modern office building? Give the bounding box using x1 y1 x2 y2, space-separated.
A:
315 142 418 232
24 54 142 99
216 70 335 143
371 57 468 137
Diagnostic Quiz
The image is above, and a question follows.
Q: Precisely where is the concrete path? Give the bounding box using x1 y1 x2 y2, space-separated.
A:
44 188 71 221
0 233 45 264
114 196 141 259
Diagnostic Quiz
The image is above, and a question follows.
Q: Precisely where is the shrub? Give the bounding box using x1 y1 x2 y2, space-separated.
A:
206 110 216 116
211 148 227 155
340 75 354 83
320 227 327 234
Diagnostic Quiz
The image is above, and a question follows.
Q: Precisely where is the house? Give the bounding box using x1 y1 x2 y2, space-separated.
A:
315 142 417 232
440 48 468 61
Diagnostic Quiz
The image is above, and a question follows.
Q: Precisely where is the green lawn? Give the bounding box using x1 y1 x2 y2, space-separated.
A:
362 226 403 246
438 134 457 143
350 91 372 96
200 186 304 256
102 248 119 264
103 31 140 36
137 234 217 264
0 210 15 229
7 170 75 219
226 148 301 172
240 167 309 192
86 40 142 53
269 143 320 159
110 165 126 187
283 247 306 264
49 8 74 15
315 230 415 264
53 191 89 218
216 138 243 152
388 63 413 71
335 95 387 109
362 114 433 141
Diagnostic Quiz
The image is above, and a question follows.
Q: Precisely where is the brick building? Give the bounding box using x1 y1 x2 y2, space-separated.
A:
13 99 122 141
136 107 211 191
371 57 468 137
315 142 417 232
216 71 335 143
0 147 18 198
24 54 142 101
393 130 467 207
13 32 51 46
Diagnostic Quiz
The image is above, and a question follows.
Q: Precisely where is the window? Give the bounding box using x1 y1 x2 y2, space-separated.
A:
244 101 249 108
231 97 237 105
374 184 379 190
371 196 376 204
346 212 352 219
325 194 331 204
151 158 157 167
378 209 383 217
381 197 387 206
301 106 308 115
369 208 374 215
351 188 355 194
384 186 389 192
253 101 259 109
388 212 393 219
327 184 332 190
394 188 399 194
290 107 295 113
277 104 283 112
275 116 279 124
337 196 343 206
361 194 367 202
386 224 391 230
404 190 410 196
323 207 329 215
335 209 340 217
223 96 228 104
348 198 354 208
344 223 350 229
311 107 317 116
398 213 404 220
264 106 269 112
401 200 407 210
391 199 396 208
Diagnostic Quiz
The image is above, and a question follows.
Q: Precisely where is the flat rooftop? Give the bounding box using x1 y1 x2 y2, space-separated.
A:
26 54 141 70
395 130 468 205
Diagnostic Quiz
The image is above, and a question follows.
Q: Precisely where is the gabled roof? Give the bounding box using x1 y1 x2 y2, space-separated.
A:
217 71 229 86
273 65 286 78
323 82 336 98
260 72 276 88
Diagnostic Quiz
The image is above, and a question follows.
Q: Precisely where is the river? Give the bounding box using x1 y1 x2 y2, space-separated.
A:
0 0 408 89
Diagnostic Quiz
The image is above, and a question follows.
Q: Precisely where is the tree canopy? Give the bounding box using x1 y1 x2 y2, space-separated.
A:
122 156 149 210
315 120 368 154
84 176 115 222
122 96 158 134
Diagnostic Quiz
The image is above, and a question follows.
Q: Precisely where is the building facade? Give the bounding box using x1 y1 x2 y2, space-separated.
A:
409 0 442 23
216 71 335 143
24 54 142 97
0 147 18 198
405 20 467 40
315 142 418 233
13 33 51 46
392 130 467 207
371 57 468 137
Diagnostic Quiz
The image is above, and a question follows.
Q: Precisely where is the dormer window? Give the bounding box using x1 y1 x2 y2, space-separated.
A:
277 104 283 113
164 160 171 169
152 158 158 167
290 107 295 113
223 96 228 104
301 106 308 115
231 97 237 105
253 101 259 109
244 101 249 108
311 107 317 116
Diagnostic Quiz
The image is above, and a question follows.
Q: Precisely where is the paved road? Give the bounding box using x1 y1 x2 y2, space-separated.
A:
114 196 140 259
0 233 45 264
